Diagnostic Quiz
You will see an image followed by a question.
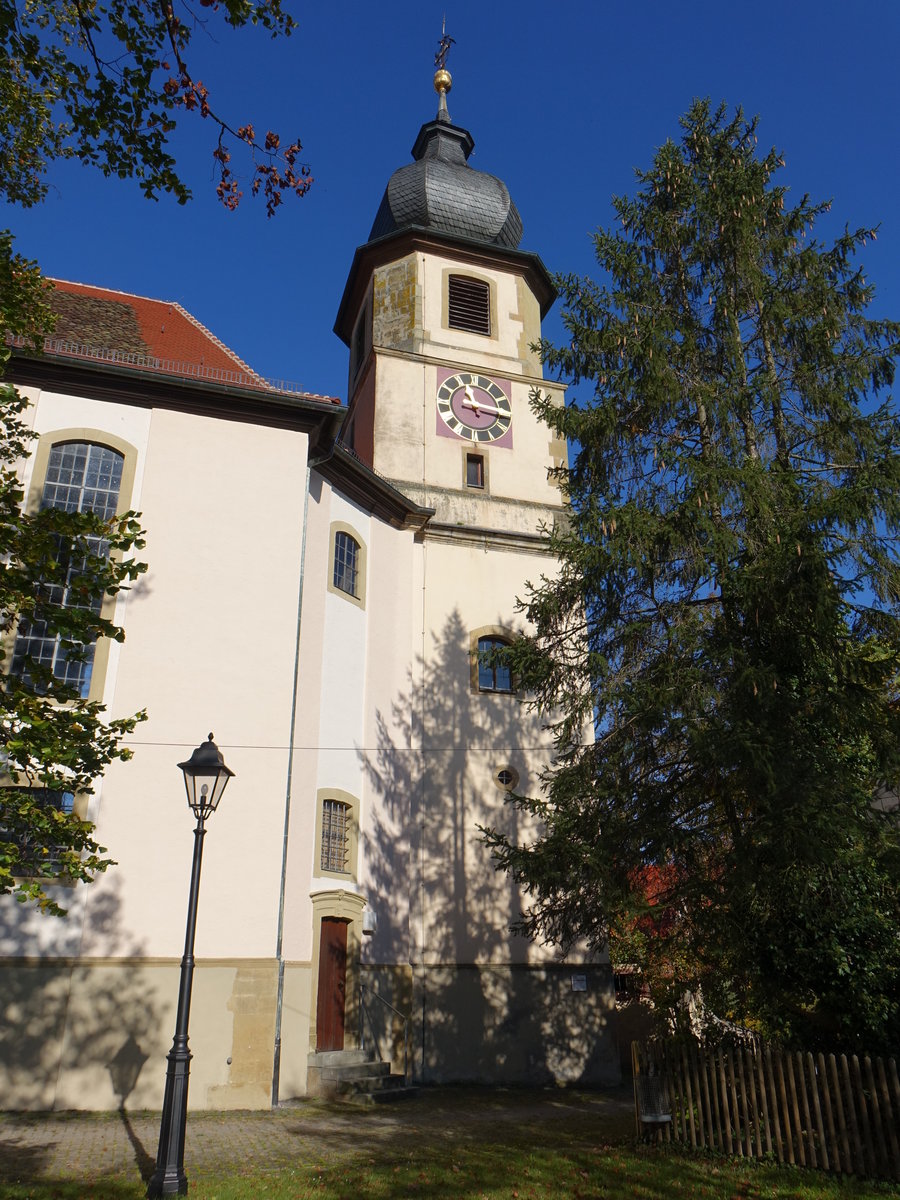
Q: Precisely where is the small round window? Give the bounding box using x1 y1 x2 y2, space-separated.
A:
494 766 519 791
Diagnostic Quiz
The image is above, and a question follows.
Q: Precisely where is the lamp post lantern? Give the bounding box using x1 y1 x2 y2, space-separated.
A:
147 734 234 1198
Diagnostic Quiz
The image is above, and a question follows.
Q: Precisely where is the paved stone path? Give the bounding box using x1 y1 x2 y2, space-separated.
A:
0 1086 634 1187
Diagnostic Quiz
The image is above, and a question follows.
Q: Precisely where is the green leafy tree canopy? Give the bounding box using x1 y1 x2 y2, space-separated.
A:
1 237 147 914
1 0 312 214
484 100 900 1053
0 0 309 912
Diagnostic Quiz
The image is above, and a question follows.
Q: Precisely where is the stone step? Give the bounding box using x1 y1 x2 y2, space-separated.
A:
321 1060 391 1082
336 1072 407 1096
346 1079 419 1106
306 1050 405 1101
308 1049 374 1069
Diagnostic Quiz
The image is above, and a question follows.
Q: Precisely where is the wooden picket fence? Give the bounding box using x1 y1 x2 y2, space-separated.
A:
632 1037 900 1182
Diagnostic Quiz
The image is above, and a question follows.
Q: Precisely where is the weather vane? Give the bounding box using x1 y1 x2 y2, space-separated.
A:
435 16 455 71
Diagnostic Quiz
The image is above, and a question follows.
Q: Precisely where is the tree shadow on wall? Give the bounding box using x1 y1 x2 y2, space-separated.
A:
0 873 159 1180
359 609 619 1088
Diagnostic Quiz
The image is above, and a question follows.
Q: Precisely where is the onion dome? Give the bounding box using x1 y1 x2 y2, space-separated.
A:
368 67 523 250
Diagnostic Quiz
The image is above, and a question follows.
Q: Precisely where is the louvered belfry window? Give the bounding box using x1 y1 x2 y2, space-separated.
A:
448 275 491 336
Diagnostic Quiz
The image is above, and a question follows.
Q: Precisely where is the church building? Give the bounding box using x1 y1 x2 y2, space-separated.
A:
0 66 619 1110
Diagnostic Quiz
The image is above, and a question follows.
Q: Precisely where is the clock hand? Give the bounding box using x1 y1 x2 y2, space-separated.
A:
460 390 507 418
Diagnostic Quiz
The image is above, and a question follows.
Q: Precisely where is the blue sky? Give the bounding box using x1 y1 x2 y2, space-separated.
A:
4 0 899 402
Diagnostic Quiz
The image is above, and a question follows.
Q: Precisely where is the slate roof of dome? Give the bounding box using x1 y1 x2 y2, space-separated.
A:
368 105 523 250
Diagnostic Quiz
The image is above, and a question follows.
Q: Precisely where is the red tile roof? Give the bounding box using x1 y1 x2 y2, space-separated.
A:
26 278 341 405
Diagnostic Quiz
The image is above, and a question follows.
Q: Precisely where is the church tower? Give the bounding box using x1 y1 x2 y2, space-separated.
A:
332 54 619 1087
335 65 566 536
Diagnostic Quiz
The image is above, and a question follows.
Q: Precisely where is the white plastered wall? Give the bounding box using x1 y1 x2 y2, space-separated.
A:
275 473 420 1095
38 404 310 961
416 534 561 967
0 388 153 955
0 390 313 1109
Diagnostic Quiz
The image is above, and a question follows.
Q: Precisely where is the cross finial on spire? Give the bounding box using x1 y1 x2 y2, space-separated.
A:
433 19 454 119
435 17 455 71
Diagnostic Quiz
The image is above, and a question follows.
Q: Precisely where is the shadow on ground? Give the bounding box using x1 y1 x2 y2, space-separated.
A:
0 1084 635 1188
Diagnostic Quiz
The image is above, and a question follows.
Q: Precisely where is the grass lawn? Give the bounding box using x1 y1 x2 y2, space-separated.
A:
186 1146 897 1200
2 1124 897 1200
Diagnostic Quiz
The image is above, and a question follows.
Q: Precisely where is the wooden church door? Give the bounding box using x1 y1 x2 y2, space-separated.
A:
316 917 348 1051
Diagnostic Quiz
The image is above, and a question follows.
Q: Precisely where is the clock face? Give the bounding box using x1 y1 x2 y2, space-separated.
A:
436 372 512 443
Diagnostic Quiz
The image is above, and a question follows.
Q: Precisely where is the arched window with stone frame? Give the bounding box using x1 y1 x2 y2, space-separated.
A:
11 433 137 701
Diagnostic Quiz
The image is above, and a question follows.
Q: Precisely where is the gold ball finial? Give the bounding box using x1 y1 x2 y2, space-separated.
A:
434 68 452 96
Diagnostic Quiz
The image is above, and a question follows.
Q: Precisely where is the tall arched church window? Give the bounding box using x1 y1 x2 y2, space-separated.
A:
12 442 125 699
328 521 367 609
333 531 360 597
320 798 351 873
314 788 360 881
448 275 491 336
477 635 514 694
0 788 76 875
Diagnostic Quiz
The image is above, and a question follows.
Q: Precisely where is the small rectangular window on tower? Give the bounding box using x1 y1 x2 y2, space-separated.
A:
448 275 491 335
466 453 485 489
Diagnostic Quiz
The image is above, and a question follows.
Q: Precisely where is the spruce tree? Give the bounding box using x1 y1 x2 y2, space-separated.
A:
484 100 900 1053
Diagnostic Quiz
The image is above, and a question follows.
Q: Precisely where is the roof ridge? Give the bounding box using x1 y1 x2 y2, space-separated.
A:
168 299 263 381
48 277 180 307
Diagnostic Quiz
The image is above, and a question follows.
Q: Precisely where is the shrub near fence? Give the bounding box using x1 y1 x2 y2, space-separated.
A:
632 1038 900 1182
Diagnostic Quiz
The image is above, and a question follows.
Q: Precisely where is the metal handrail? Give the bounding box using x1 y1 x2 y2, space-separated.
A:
6 334 321 397
359 983 410 1085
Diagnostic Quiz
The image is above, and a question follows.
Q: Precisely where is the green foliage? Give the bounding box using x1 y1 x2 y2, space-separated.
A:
483 100 900 1053
0 1 308 914
0 230 52 349
0 243 146 914
0 0 311 213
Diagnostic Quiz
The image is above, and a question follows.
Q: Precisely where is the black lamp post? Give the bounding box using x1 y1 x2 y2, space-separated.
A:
147 734 234 1198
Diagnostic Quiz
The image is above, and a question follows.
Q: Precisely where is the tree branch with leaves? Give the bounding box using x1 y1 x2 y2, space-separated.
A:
0 0 310 911
1 0 312 212
0 237 148 914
